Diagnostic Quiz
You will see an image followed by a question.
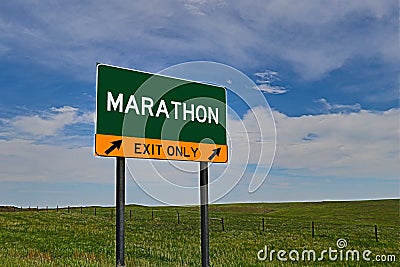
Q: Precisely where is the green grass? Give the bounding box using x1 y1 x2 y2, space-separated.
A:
0 199 398 266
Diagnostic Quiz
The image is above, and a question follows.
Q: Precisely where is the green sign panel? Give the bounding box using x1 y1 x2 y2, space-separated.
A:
95 64 228 162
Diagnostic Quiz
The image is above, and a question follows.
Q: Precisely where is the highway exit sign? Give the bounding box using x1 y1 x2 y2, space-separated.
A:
95 64 228 163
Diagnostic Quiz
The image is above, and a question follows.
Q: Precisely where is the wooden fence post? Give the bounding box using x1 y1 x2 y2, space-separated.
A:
312 221 315 238
375 225 378 242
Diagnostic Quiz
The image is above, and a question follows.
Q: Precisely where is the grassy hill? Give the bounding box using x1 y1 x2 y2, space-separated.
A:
0 199 398 266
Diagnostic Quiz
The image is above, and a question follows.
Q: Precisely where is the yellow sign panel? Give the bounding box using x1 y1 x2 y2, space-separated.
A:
95 134 228 163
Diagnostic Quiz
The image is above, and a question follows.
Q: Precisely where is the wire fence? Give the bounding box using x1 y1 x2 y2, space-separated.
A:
0 204 386 242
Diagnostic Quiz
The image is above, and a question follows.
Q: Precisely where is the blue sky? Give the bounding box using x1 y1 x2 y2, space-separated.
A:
0 1 398 207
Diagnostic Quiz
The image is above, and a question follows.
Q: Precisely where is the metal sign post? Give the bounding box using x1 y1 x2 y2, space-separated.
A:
200 161 210 267
116 157 125 267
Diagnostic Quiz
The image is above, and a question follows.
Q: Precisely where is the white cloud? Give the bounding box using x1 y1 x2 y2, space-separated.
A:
50 106 77 113
0 1 397 80
315 98 362 113
254 70 280 83
272 108 399 179
0 139 113 183
3 106 94 138
0 106 398 204
255 84 288 94
253 70 288 94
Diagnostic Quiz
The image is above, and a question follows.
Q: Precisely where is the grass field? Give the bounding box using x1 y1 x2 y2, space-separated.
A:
0 199 398 266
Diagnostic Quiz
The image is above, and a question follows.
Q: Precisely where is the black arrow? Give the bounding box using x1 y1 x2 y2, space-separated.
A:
208 147 221 161
105 140 123 155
